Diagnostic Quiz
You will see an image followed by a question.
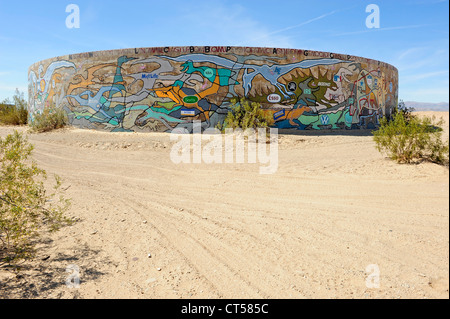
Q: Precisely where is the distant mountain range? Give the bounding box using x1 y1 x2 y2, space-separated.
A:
404 101 449 112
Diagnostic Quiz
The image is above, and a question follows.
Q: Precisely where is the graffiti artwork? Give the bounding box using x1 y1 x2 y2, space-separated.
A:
28 46 398 132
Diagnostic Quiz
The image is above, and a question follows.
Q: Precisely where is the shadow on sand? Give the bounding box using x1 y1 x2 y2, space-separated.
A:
0 238 112 299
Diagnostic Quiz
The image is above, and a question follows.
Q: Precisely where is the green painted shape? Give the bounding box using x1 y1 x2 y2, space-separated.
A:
109 56 136 98
204 68 214 79
344 109 353 127
73 111 109 123
183 96 199 104
127 104 180 115
109 119 119 126
181 61 235 87
173 80 184 88
298 108 351 130
150 105 182 114
298 114 319 128
157 101 177 109
127 105 185 123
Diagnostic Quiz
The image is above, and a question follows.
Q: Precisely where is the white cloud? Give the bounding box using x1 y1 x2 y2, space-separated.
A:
178 2 295 48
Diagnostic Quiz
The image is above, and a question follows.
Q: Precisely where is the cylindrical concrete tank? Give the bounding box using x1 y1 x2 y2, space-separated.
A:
28 46 398 132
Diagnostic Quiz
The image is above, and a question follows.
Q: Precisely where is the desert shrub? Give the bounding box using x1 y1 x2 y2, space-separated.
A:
0 89 28 126
218 98 274 131
390 99 415 123
30 105 68 133
373 112 449 165
0 131 71 265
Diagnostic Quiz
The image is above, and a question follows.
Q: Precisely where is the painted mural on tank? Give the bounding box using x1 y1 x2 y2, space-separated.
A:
28 46 398 132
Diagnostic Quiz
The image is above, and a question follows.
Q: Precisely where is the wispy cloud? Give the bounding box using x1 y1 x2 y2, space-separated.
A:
242 10 339 45
393 42 449 72
334 24 437 36
402 70 449 82
179 2 295 48
397 47 428 60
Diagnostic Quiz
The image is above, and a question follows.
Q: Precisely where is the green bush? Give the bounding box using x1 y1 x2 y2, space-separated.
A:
30 105 68 133
0 89 28 126
390 99 415 123
218 98 274 131
373 112 449 165
0 131 71 265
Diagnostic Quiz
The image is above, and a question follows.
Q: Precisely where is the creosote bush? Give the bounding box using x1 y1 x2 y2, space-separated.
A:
373 111 449 165
30 105 68 133
218 98 274 132
0 131 72 265
390 99 415 123
0 89 28 126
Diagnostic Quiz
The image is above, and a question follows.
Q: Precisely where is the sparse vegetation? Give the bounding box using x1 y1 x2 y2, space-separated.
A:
0 131 72 266
217 98 274 132
390 99 416 123
0 89 28 126
373 111 449 165
29 105 68 133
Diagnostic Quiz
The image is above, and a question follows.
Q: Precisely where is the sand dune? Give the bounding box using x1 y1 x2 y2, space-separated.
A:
0 111 448 299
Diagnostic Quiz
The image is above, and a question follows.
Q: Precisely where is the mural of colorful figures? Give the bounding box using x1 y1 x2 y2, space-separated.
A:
28 46 398 132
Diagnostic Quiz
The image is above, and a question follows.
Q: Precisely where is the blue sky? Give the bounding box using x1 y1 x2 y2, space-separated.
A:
0 0 448 103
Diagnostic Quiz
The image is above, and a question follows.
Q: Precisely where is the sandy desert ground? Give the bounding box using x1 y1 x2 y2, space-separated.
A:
0 111 448 299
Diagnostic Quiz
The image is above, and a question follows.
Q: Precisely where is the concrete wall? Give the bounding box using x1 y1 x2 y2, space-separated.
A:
28 46 398 132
